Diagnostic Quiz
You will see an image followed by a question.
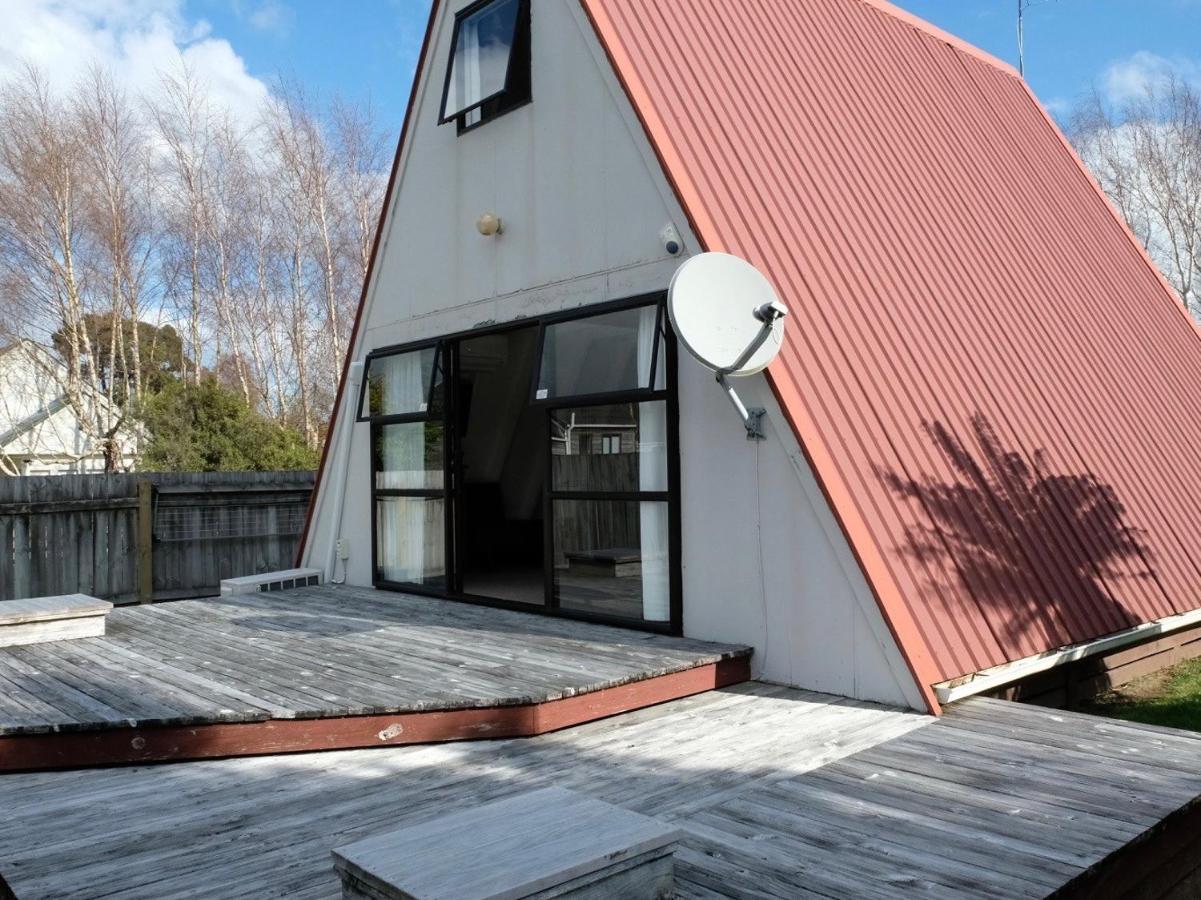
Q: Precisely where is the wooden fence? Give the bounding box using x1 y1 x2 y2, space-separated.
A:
0 471 315 605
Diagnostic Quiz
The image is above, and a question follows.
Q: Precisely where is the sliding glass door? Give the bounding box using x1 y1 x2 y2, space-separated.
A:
363 294 681 633
535 301 676 625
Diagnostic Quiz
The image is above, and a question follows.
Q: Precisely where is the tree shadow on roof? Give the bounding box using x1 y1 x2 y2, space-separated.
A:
880 414 1154 652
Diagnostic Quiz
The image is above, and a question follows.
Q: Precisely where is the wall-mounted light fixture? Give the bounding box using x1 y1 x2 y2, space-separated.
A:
476 212 503 236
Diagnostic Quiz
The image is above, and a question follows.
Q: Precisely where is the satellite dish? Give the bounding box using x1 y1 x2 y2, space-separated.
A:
668 252 787 376
668 252 788 440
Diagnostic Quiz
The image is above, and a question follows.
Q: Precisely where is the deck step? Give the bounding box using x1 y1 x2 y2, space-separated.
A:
0 595 112 647
331 787 680 899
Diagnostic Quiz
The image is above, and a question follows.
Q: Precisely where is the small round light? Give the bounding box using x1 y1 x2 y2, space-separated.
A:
476 212 502 236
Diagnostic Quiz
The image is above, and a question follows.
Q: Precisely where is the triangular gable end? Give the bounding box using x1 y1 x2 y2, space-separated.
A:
299 0 930 712
299 0 703 578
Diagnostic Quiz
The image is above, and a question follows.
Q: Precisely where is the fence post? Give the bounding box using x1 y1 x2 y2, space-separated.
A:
12 515 31 601
137 479 154 604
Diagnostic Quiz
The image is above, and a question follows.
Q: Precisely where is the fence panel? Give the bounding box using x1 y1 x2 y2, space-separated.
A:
0 471 315 604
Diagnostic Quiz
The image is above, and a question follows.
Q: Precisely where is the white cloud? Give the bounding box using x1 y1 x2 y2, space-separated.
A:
1042 97 1070 119
237 0 294 37
0 0 269 124
1103 51 1201 106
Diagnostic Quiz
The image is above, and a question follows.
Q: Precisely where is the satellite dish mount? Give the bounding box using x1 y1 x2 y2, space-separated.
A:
668 253 789 442
715 300 788 439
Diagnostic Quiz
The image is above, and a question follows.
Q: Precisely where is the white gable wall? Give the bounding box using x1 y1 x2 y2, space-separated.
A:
303 0 924 710
678 363 924 708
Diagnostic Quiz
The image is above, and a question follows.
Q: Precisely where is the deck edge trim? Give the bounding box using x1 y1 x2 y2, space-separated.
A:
0 656 751 772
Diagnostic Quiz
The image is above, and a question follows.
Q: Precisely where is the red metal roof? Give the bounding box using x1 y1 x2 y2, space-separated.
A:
583 0 1201 696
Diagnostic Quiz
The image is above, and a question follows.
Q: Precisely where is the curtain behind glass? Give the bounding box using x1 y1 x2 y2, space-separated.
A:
385 351 425 415
636 306 669 621
377 498 443 585
442 0 518 121
363 347 436 418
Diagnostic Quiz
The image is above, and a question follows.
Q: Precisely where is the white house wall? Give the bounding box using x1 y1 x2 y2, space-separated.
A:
678 361 925 709
0 344 139 475
304 0 696 585
304 0 924 710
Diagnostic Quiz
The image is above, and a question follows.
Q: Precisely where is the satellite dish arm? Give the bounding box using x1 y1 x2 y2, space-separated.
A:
716 370 764 440
715 301 788 441
721 301 788 375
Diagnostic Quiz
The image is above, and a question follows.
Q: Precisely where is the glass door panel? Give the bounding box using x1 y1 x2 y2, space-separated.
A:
542 302 673 626
550 401 667 493
551 499 670 622
375 496 446 587
365 342 452 592
374 422 445 490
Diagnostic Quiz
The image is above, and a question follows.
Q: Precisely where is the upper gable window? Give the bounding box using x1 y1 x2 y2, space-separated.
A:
438 0 531 133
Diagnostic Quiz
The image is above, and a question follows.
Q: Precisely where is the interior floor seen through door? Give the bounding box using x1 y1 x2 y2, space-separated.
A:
456 327 545 605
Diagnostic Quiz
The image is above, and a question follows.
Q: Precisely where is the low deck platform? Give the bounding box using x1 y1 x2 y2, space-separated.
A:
0 585 750 771
2 686 1200 898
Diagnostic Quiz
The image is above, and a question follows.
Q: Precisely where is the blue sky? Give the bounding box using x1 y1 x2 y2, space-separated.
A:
2 1 1196 137
186 0 435 133
181 0 1200 134
893 0 1201 117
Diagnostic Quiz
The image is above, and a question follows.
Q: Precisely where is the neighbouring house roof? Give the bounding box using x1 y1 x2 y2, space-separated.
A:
0 397 71 449
303 0 1201 705
0 339 138 464
582 0 1201 691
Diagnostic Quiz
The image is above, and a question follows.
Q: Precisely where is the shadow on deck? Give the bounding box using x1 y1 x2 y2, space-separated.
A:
3 685 1201 898
0 585 750 771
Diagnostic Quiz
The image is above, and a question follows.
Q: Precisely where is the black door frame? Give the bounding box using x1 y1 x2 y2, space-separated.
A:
364 292 683 635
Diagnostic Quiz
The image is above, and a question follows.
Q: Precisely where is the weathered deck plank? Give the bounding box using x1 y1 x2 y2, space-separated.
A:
0 585 750 738
1 686 1198 899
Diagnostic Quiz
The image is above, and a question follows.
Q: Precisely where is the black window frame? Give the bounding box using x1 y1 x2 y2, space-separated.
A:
437 0 533 134
362 340 452 589
357 342 444 424
363 293 682 636
529 300 666 407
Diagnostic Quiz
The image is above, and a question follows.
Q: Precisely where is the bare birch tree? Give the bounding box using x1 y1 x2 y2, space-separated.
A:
0 59 387 462
263 85 344 391
0 66 135 470
1072 75 1201 316
148 65 214 386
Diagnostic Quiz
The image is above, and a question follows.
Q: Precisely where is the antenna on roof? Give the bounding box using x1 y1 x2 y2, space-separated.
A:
1017 0 1025 78
668 252 788 441
1017 0 1058 79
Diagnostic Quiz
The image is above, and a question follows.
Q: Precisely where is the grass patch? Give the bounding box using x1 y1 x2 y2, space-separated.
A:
1084 657 1201 732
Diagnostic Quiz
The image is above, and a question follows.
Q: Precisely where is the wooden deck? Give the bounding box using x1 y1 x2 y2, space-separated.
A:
0 585 750 770
2 685 1200 898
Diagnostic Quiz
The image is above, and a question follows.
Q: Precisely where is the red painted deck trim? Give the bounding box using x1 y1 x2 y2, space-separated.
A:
0 656 750 773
